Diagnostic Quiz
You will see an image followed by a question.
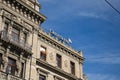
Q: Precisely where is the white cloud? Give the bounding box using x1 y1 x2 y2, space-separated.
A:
87 73 120 80
86 53 120 64
39 0 110 20
76 12 107 20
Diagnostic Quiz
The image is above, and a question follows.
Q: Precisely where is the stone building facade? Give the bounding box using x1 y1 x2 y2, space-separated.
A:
0 0 84 80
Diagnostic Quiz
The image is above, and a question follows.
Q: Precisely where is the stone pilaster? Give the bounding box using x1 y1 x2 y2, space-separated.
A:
16 52 23 77
0 10 5 32
79 60 83 79
2 46 10 72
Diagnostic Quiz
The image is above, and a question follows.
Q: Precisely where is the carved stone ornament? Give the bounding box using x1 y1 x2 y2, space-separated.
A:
4 11 11 18
49 52 54 60
64 60 68 67
16 60 21 76
2 55 8 71
0 9 3 15
16 60 21 70
2 55 8 64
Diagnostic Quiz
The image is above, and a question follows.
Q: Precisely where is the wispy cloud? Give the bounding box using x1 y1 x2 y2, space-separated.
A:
39 0 120 25
87 73 120 80
76 12 107 20
86 53 120 64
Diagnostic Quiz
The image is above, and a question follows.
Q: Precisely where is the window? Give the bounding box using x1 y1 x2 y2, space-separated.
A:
39 74 46 80
70 61 75 75
56 54 62 68
3 22 8 36
21 33 27 46
40 46 47 61
6 58 16 75
11 27 19 42
37 69 48 80
23 33 27 43
0 54 2 70
20 63 24 78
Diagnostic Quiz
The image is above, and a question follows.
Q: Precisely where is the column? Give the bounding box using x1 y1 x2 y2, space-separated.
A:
30 28 38 80
0 10 5 32
7 21 13 39
0 9 3 32
16 52 23 77
19 29 24 46
2 46 10 72
79 60 83 80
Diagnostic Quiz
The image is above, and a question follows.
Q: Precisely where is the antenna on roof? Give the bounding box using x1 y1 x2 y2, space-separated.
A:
48 29 72 46
68 38 72 44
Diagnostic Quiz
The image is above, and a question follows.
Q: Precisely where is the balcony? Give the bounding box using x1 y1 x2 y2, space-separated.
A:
0 71 25 80
0 31 32 53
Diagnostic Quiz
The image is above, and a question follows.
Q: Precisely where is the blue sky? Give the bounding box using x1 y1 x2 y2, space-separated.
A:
38 0 120 80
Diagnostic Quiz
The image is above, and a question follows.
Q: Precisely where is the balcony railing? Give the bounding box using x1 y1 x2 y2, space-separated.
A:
0 71 25 80
0 31 32 51
0 71 7 80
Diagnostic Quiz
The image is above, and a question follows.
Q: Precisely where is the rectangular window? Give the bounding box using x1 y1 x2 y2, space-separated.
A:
0 54 2 70
70 61 75 75
11 27 19 42
39 74 46 80
56 54 62 68
3 22 8 36
21 33 27 46
23 33 27 43
6 58 16 75
40 46 46 61
20 63 24 78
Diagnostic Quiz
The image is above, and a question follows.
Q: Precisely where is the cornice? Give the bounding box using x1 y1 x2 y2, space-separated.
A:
38 30 84 61
16 0 46 21
36 58 78 80
0 3 38 26
28 0 41 7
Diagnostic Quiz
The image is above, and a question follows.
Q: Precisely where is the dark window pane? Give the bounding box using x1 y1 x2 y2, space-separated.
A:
39 74 46 80
11 27 19 42
70 61 75 75
20 63 24 78
6 58 16 75
40 53 46 61
3 22 8 36
21 33 27 46
56 54 62 68
40 46 46 61
0 54 2 69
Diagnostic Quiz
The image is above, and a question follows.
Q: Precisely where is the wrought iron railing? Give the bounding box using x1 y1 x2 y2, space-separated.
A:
0 31 32 51
0 71 25 80
0 71 7 80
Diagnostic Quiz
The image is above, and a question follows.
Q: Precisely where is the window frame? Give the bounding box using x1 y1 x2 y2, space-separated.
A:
39 74 46 80
11 27 20 42
40 46 47 61
6 58 16 75
20 62 25 78
56 54 62 68
37 68 48 80
70 61 75 75
21 32 27 46
3 22 9 36
0 54 2 70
